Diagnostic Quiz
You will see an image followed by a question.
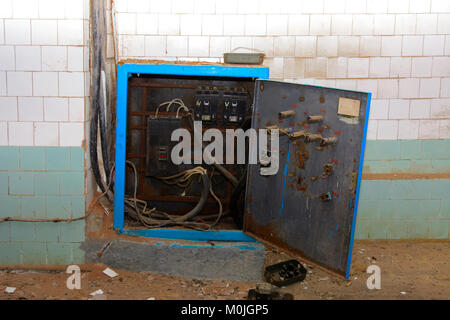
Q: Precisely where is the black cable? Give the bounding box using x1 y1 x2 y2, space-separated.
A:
89 2 108 197
229 168 246 229
125 169 211 227
229 117 252 228
90 0 113 202
98 69 113 188
96 0 113 189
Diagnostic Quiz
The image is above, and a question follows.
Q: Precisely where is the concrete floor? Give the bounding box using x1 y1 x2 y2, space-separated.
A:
0 240 449 300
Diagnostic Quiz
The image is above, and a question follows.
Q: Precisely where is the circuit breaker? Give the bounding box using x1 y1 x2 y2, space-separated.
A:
223 87 248 124
145 117 184 177
194 86 249 124
194 86 219 122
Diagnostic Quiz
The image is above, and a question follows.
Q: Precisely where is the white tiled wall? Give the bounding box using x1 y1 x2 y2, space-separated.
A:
0 0 89 147
113 0 450 140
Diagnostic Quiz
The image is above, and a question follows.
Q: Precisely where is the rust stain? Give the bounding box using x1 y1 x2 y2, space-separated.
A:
244 212 346 279
322 163 334 178
265 120 274 127
298 120 306 127
244 210 279 244
293 140 309 168
297 183 308 191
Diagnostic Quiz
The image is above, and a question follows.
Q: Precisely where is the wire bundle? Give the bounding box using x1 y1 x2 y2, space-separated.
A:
123 163 223 231
155 98 190 118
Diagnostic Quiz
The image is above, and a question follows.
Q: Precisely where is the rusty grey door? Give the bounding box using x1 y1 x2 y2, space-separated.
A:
244 80 371 279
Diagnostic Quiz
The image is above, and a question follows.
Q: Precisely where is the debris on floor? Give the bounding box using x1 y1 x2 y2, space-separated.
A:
103 267 119 278
90 289 104 296
264 259 307 287
247 283 293 300
0 241 448 300
89 294 107 300
4 287 16 294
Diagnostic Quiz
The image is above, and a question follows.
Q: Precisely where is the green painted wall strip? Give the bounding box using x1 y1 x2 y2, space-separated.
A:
0 146 86 266
364 140 450 161
363 140 450 176
356 178 450 239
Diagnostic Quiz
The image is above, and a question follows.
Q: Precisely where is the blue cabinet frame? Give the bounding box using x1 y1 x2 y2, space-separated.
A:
113 63 269 242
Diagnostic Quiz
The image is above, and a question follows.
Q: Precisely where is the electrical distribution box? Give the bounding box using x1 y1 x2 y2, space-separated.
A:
116 62 370 279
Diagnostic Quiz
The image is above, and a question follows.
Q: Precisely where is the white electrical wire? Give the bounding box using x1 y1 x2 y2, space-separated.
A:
155 98 190 118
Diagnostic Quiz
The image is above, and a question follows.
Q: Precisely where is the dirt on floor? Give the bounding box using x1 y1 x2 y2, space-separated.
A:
0 240 449 300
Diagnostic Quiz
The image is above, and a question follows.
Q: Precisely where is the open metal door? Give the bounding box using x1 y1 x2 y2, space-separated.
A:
244 80 371 279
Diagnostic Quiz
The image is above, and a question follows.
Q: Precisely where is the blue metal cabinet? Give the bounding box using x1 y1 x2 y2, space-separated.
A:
113 62 371 279
114 62 269 243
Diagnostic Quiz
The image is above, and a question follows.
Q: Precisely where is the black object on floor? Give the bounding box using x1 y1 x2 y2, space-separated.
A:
264 259 307 287
247 283 293 300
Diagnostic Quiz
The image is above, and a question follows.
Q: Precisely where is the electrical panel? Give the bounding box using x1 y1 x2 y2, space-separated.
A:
126 76 254 216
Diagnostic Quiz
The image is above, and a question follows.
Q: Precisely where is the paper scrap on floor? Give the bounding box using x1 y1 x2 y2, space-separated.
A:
103 267 119 278
5 287 16 294
90 289 104 296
